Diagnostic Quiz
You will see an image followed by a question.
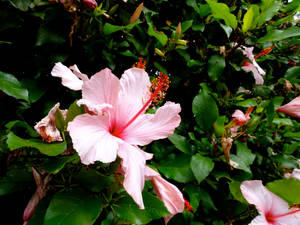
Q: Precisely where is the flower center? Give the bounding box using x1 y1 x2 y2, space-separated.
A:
265 209 300 224
110 72 170 138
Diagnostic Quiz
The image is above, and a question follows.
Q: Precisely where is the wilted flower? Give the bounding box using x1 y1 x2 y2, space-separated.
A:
241 180 300 225
34 103 66 143
23 168 51 225
276 96 300 118
239 46 266 85
62 64 182 210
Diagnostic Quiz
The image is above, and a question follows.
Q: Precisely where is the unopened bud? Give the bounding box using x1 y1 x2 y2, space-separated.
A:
155 48 165 57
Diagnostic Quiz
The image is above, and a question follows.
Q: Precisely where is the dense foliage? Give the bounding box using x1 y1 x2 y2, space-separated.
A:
0 0 300 224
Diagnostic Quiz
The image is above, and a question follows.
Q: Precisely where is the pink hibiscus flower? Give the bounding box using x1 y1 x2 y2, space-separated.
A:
231 106 253 133
241 180 300 225
276 96 300 118
239 46 266 85
64 65 182 213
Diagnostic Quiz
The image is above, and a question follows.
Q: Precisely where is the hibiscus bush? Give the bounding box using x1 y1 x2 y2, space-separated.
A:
1 0 300 224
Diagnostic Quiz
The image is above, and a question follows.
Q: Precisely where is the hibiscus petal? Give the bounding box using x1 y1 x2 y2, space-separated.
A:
241 180 289 217
249 215 268 225
145 166 184 224
276 96 300 118
122 102 181 146
81 68 120 108
67 114 120 164
242 64 264 85
116 68 151 125
118 144 148 209
51 62 83 90
77 99 112 115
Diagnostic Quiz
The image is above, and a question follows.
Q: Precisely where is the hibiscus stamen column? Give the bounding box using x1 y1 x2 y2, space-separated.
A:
111 72 170 137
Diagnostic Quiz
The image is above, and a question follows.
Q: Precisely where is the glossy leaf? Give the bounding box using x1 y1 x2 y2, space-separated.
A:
158 154 194 183
65 100 85 124
258 27 300 43
266 178 300 204
230 142 255 173
208 55 225 81
242 5 259 32
257 0 281 26
190 154 214 184
0 71 29 101
168 133 191 154
192 90 219 131
6 132 67 156
206 0 237 29
43 189 102 225
147 23 168 46
114 191 170 224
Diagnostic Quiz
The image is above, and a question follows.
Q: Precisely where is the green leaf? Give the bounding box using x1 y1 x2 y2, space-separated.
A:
0 71 29 101
44 189 102 225
214 116 225 137
9 0 33 11
0 167 33 196
74 168 114 192
284 66 300 84
20 78 47 103
6 132 66 156
114 191 170 224
190 154 214 183
168 133 191 154
55 109 65 132
181 20 193 33
103 20 141 35
206 0 237 29
65 101 85 124
192 90 219 131
273 118 293 127
147 23 168 46
43 155 79 174
282 0 300 13
36 25 66 46
158 154 194 183
229 180 247 203
257 0 281 26
230 141 255 173
5 120 39 137
258 27 300 43
208 55 225 81
236 98 257 107
103 23 122 35
266 179 300 204
185 184 202 211
242 5 259 33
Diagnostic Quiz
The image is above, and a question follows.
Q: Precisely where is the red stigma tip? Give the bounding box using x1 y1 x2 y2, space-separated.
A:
134 57 146 69
184 199 194 212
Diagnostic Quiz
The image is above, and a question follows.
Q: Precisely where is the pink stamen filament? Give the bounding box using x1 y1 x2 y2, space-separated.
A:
111 81 164 137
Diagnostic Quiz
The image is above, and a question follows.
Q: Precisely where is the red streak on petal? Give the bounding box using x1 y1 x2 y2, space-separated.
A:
111 73 169 137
